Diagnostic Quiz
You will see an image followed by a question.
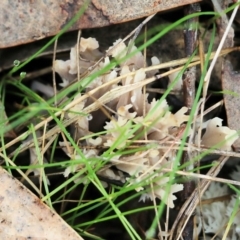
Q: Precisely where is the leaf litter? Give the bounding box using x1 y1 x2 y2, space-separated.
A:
0 0 202 48
1 1 240 239
0 167 83 240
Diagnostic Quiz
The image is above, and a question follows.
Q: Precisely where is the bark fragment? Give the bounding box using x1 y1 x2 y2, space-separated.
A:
0 0 202 48
222 60 240 151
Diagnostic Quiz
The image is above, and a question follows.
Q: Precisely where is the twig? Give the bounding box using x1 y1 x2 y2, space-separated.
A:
178 3 201 240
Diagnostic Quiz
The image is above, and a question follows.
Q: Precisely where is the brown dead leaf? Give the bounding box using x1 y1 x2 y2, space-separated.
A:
222 60 240 151
0 167 83 240
0 0 202 48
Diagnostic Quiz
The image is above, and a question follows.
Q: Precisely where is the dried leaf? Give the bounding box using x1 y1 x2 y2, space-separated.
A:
222 60 240 151
0 167 83 240
0 0 201 48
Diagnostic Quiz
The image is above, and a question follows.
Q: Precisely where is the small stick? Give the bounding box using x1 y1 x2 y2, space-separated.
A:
177 3 201 240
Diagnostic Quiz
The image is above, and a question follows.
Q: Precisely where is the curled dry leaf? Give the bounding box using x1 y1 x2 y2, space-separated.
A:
0 0 202 48
0 167 83 240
